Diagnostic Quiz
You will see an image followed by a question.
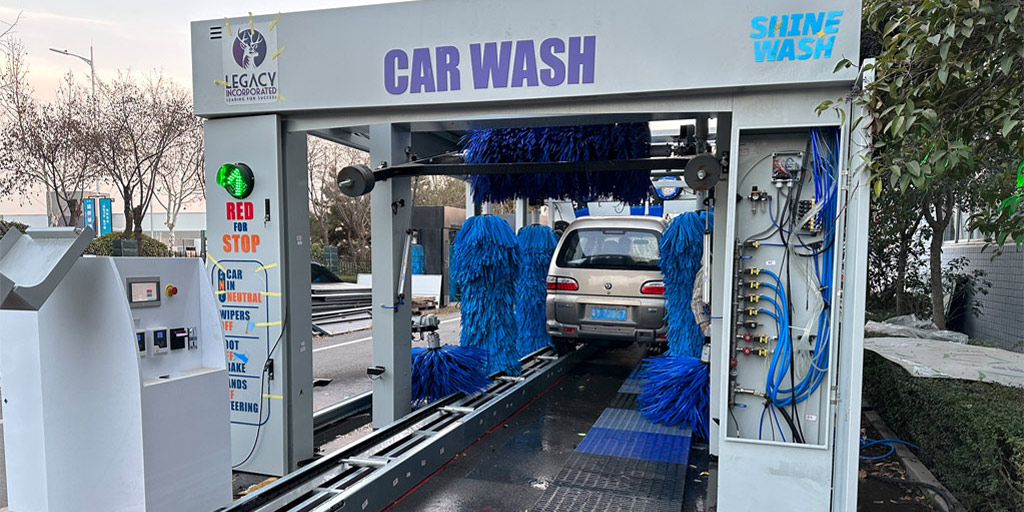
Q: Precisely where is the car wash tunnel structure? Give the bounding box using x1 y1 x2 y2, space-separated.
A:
0 0 873 510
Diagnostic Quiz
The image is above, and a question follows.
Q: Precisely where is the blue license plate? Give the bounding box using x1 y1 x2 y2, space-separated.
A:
590 307 627 321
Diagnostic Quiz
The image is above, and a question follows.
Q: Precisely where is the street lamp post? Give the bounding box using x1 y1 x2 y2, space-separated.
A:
48 45 94 100
49 45 98 204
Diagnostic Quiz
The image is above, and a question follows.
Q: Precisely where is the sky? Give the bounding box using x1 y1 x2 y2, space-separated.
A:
0 0 405 215
1 0 404 101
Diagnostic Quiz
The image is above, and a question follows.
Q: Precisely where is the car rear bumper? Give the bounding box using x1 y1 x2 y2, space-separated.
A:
546 295 667 343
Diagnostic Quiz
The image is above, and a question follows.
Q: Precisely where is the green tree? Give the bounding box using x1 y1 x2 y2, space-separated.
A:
837 0 1024 328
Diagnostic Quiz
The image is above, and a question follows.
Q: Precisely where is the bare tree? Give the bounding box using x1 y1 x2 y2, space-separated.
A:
0 70 97 227
307 136 370 245
414 175 466 207
154 116 204 250
96 72 193 237
0 37 29 121
0 10 21 41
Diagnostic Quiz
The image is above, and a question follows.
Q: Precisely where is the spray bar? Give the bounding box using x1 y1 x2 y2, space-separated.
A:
338 155 702 198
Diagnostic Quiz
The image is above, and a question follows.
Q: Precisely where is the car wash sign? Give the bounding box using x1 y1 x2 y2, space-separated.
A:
749 11 844 62
192 0 861 116
221 20 279 105
383 36 595 95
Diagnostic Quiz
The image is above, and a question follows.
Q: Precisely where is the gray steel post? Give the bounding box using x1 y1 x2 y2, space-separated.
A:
831 61 874 510
514 198 528 232
465 181 475 219
281 130 314 469
369 124 414 427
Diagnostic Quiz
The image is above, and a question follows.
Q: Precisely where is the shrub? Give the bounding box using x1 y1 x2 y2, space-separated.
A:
85 232 171 257
310 243 324 265
863 351 1024 511
0 220 29 237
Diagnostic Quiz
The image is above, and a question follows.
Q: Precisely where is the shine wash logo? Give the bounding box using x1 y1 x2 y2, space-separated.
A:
222 23 279 105
749 11 843 62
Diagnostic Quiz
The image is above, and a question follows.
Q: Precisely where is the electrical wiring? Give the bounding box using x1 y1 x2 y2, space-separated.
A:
860 437 919 460
233 310 288 469
760 127 838 413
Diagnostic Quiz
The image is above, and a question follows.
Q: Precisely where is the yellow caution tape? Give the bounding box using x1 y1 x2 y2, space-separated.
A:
224 18 232 36
271 46 284 59
214 79 229 86
260 291 281 297
254 263 278 272
255 321 282 327
207 254 226 272
248 12 254 33
269 12 281 31
275 94 286 101
262 394 283 400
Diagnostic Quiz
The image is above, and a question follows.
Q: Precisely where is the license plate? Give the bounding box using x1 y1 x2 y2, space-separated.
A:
590 307 627 321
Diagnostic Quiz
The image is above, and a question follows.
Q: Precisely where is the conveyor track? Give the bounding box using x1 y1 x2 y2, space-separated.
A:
224 346 591 512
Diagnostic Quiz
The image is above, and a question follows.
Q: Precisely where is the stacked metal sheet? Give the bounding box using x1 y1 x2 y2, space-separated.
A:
311 282 373 335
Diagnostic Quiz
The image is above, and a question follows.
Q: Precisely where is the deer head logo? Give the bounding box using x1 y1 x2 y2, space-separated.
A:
232 29 267 69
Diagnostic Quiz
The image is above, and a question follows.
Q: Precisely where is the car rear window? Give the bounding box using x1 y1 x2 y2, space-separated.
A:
556 228 660 271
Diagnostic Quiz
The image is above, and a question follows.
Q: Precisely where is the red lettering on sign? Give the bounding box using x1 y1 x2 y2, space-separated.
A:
225 202 254 220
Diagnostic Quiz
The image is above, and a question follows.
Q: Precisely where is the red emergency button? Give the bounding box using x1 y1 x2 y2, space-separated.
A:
165 284 178 297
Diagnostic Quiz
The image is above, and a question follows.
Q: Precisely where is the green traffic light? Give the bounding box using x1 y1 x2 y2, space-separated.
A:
216 163 254 199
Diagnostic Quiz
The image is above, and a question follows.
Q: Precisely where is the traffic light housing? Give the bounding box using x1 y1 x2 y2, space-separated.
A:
216 163 255 199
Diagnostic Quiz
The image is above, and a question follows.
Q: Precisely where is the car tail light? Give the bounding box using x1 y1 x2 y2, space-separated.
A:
641 280 665 295
546 276 579 291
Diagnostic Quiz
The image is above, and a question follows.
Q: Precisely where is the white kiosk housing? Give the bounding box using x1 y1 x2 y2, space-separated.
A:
0 228 231 512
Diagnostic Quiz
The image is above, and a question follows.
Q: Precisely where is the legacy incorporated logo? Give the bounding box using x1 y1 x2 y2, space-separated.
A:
233 29 267 69
222 23 279 105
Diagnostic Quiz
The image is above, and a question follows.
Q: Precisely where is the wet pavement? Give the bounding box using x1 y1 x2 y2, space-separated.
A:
386 343 701 512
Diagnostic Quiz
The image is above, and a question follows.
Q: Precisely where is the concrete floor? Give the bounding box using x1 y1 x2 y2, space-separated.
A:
0 313 460 509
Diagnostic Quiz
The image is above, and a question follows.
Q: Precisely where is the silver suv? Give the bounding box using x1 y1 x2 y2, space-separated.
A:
545 216 668 350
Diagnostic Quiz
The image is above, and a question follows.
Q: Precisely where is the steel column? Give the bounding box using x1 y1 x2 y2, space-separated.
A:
369 124 414 428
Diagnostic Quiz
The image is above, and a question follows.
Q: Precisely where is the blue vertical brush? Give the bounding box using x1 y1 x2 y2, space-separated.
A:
638 210 713 439
450 215 522 375
515 224 559 356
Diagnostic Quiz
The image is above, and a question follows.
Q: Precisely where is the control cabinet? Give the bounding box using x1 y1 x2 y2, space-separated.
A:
715 125 863 511
0 254 231 512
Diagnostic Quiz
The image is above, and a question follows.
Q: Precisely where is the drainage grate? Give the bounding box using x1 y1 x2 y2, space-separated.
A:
607 393 639 410
532 358 691 512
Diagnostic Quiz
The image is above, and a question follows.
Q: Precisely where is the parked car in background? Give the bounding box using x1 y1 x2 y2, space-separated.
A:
545 216 667 352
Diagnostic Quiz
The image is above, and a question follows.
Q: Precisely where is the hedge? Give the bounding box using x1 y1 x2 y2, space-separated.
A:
863 351 1024 511
0 220 29 237
85 232 171 257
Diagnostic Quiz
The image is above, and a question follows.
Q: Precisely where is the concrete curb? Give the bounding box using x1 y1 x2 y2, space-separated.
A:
862 408 966 512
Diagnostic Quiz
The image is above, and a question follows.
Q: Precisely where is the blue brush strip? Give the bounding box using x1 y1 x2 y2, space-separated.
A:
411 345 491 406
450 215 522 375
637 354 709 440
461 123 651 204
637 209 713 439
657 210 710 358
515 225 559 356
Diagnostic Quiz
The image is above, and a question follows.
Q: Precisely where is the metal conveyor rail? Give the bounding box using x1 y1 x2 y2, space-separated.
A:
225 345 590 512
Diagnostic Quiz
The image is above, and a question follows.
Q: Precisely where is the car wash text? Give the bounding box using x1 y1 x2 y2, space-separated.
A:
384 36 596 95
749 11 843 62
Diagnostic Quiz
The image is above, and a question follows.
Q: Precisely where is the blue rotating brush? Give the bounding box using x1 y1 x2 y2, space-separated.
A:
515 224 559 356
462 123 651 204
638 210 712 439
450 215 521 375
411 332 490 406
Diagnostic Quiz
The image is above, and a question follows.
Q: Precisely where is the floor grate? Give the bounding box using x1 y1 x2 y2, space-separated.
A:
532 360 691 512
